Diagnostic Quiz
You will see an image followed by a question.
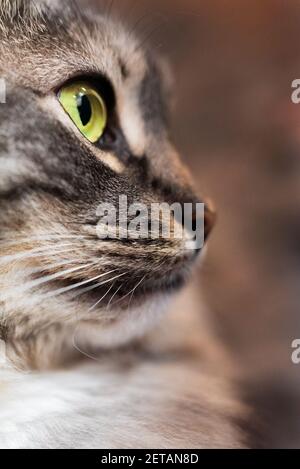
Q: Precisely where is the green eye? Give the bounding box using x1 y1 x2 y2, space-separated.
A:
58 81 107 143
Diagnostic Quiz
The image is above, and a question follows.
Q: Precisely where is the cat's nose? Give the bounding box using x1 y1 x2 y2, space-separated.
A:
189 199 216 243
203 200 216 241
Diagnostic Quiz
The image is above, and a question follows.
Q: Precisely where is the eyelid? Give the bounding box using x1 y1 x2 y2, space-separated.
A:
54 73 116 111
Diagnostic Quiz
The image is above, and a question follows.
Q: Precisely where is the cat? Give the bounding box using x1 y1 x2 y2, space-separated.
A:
0 0 246 448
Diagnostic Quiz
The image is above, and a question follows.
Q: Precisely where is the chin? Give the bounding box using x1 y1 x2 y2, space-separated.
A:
74 293 173 352
71 269 193 353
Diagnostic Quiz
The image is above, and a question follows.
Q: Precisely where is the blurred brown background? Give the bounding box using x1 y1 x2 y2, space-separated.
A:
91 0 300 447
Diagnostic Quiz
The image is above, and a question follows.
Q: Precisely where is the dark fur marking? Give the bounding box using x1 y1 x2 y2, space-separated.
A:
140 53 169 133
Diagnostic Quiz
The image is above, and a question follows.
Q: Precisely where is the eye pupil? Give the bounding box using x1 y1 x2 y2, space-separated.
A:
58 81 107 143
77 93 92 126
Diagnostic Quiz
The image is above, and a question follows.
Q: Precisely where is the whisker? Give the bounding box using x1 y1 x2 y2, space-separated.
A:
71 273 127 363
69 271 128 305
106 283 123 309
135 23 165 53
69 269 119 299
128 274 147 307
0 244 77 265
71 335 100 364
111 274 146 307
0 253 97 295
127 11 153 39
0 234 90 247
80 272 128 303
40 270 126 300
128 274 147 309
19 263 93 291
25 258 90 276
89 282 115 312
2 263 94 299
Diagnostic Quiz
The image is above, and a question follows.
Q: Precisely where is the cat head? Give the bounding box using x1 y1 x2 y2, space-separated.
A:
0 0 215 368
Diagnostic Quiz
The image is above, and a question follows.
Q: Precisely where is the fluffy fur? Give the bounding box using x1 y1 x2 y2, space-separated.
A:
0 286 246 449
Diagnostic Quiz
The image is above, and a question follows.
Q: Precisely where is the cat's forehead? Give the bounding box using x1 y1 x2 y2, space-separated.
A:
0 0 153 93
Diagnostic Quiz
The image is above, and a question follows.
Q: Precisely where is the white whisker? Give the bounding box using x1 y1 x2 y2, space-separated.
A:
112 274 146 306
127 274 146 309
0 234 89 247
12 262 93 291
89 282 115 312
68 269 118 298
40 270 126 300
0 244 76 265
4 263 94 298
73 272 128 303
69 270 119 299
106 283 123 309
24 258 90 276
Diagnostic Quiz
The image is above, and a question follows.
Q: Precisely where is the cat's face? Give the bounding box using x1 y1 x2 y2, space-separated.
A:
0 0 215 363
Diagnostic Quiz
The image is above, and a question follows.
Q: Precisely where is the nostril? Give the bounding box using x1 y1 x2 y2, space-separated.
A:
204 200 216 241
